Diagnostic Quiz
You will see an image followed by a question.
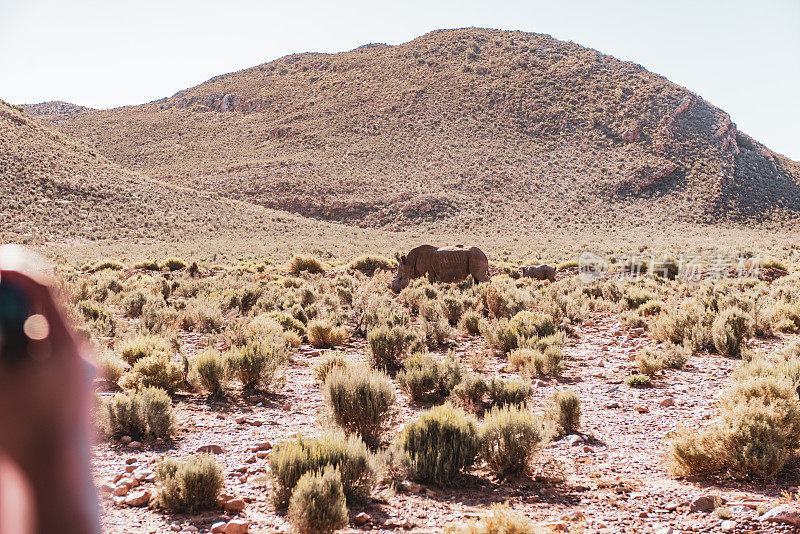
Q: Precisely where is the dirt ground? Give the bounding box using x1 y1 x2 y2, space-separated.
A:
92 301 800 534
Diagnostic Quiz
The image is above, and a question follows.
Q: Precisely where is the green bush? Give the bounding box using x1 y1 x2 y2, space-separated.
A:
289 255 325 275
635 349 663 377
324 367 395 445
133 260 160 270
623 288 656 309
179 297 224 333
156 454 223 513
459 309 482 334
394 403 480 485
118 334 172 365
96 353 125 384
122 290 148 317
288 466 349 534
94 258 125 271
625 374 652 387
446 503 545 534
712 307 753 357
227 339 287 391
160 258 186 271
552 390 580 434
449 373 488 413
77 299 115 336
348 255 393 275
269 430 375 507
188 349 226 395
481 405 551 478
483 311 556 354
367 324 419 370
308 319 348 348
488 377 532 408
397 353 464 401
509 347 562 377
441 295 466 326
98 387 173 440
270 312 307 337
312 352 349 384
120 355 183 395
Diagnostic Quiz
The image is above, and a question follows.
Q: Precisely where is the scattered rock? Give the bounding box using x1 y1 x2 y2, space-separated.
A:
185 527 199 533
654 528 675 534
659 397 675 407
120 436 132 444
235 416 247 424
124 489 151 507
354 512 371 526
125 457 138 465
760 504 800 527
196 444 225 454
211 522 227 534
255 441 272 451
566 434 584 447
604 401 620 409
224 499 246 514
400 480 424 494
111 485 129 497
663 501 683 512
127 441 142 449
224 519 249 534
634 405 649 413
170 523 182 531
691 494 724 513
256 451 269 459
720 520 736 531
245 454 257 464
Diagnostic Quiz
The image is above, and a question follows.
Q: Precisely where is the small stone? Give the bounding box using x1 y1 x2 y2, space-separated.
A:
664 501 682 511
659 397 675 407
124 489 151 507
99 482 116 494
720 520 736 532
634 405 649 413
185 527 199 533
224 499 246 513
224 519 249 534
546 522 568 532
604 401 620 409
133 469 152 482
691 494 724 513
196 444 225 455
654 527 674 534
256 442 272 451
144 473 156 483
120 436 132 444
354 512 371 526
582 445 591 453
171 524 182 531
245 455 257 464
112 485 129 496
760 504 800 527
125 457 138 465
256 451 269 459
238 475 248 484
127 441 142 449
125 464 137 473
400 480 424 494
235 416 247 424
638 511 648 518
566 434 584 447
211 522 227 534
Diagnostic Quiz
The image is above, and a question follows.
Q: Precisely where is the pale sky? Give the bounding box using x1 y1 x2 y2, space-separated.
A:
1 0 798 159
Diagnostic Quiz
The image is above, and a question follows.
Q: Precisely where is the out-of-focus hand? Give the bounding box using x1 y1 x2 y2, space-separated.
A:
0 245 100 534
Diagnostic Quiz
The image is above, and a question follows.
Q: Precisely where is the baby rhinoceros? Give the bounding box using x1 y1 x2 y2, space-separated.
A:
522 264 557 282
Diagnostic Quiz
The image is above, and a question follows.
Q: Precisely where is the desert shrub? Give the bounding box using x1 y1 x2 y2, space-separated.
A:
487 377 532 408
288 466 349 534
141 300 178 334
367 324 419 370
289 255 325 275
624 288 656 309
449 373 488 413
348 255 393 275
761 258 788 271
227 339 287 391
271 312 308 337
98 387 173 440
77 299 115 336
636 349 663 377
94 258 125 271
625 374 652 387
269 430 375 507
96 353 126 384
308 319 348 349
484 284 526 319
394 403 480 485
459 309 482 334
133 260 160 270
188 349 226 395
179 297 224 333
650 258 680 280
122 291 148 317
510 347 562 377
552 390 580 434
120 355 183 395
712 307 753 357
481 405 551 477
772 302 800 333
483 311 556 354
156 454 223 513
639 300 664 316
312 352 350 384
423 315 454 348
118 334 172 365
224 283 263 315
285 330 302 348
160 258 186 271
446 503 544 534
620 310 647 329
661 342 690 369
441 295 465 326
481 319 518 354
397 353 463 401
324 367 395 445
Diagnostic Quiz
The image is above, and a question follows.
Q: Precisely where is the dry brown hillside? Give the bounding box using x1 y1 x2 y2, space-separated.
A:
0 99 408 257
27 28 800 232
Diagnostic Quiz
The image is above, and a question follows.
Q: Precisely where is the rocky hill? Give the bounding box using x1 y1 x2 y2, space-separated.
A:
0 99 397 256
21 100 94 124
29 28 800 233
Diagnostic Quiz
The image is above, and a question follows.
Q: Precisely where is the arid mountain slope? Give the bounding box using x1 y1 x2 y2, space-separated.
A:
28 28 800 232
0 99 399 255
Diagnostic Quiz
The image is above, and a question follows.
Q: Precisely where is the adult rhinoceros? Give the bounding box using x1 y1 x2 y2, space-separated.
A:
522 264 557 282
390 245 490 293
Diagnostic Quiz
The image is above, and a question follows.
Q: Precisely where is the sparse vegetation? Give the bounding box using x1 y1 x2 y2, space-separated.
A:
288 466 349 534
98 387 173 440
156 454 223 513
324 367 395 445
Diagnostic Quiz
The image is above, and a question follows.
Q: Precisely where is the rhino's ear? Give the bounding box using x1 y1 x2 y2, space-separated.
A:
400 255 407 264
394 252 401 262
